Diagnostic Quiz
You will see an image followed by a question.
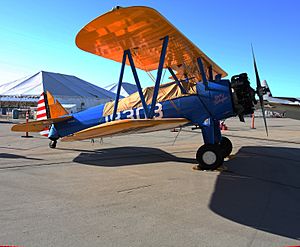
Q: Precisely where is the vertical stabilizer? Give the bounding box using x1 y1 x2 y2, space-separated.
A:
37 91 68 137
46 91 68 118
261 80 272 99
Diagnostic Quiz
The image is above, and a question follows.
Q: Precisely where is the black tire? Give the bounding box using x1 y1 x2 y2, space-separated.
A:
219 137 232 157
196 144 224 170
49 140 57 149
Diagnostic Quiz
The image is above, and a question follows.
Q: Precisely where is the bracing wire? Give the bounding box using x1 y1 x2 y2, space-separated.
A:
172 127 182 146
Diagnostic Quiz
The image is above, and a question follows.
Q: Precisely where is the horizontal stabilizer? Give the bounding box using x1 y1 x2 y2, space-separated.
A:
61 118 190 142
11 116 72 132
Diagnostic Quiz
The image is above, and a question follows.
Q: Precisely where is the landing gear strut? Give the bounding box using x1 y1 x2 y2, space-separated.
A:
195 144 224 170
49 140 57 149
195 118 233 170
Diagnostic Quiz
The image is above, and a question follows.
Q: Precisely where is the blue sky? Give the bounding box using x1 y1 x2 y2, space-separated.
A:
0 0 299 97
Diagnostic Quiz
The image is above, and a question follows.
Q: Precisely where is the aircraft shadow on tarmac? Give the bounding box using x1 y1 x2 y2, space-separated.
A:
72 146 197 167
0 153 43 160
211 146 300 240
0 120 13 124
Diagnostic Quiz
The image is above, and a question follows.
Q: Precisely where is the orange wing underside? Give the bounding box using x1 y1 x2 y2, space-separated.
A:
61 118 189 142
76 6 227 81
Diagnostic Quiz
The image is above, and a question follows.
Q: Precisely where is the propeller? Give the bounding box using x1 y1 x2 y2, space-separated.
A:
251 45 268 136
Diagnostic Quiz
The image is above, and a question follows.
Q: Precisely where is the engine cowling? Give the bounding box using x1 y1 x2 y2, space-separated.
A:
231 73 257 122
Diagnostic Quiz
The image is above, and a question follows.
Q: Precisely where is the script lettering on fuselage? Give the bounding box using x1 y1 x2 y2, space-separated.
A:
214 94 229 105
104 103 163 122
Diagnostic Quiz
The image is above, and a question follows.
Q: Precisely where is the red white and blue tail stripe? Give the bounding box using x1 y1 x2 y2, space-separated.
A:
37 93 49 137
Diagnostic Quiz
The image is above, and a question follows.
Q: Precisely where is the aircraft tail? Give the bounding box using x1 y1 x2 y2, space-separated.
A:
261 80 272 99
37 91 68 137
11 91 69 136
11 115 72 133
36 92 49 136
45 91 68 118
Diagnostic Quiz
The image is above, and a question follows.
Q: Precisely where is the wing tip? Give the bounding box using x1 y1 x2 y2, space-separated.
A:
11 124 22 132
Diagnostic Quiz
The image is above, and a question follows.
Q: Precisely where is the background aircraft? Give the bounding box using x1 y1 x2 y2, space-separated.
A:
261 80 300 120
11 6 268 171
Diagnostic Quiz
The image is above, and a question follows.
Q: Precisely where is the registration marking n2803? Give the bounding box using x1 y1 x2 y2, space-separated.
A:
104 103 163 122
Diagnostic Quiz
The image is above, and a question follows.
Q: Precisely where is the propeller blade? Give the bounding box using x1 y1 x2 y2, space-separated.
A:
252 45 269 136
252 45 262 89
258 93 269 136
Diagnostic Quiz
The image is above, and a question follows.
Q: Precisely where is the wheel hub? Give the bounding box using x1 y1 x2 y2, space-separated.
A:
202 151 217 165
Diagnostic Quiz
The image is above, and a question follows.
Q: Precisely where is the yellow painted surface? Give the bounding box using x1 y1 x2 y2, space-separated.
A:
46 91 68 118
61 118 189 142
11 116 72 132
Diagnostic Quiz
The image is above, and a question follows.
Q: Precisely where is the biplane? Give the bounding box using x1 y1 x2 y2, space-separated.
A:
11 6 268 170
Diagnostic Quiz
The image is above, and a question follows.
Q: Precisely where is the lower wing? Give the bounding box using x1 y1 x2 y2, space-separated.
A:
61 118 190 142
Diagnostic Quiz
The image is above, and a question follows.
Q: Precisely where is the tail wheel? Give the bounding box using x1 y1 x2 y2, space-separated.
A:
49 140 57 149
196 144 224 170
219 137 233 157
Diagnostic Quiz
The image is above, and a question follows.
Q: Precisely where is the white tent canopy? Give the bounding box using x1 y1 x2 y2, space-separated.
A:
104 82 138 98
0 71 117 110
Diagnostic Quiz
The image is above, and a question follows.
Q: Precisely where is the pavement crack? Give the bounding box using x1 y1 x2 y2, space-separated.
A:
117 184 152 193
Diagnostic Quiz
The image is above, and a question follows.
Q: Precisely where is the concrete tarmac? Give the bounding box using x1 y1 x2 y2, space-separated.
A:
0 118 300 247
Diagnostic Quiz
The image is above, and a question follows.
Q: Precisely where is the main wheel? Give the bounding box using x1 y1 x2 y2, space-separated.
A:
196 144 224 170
49 140 57 149
219 137 232 157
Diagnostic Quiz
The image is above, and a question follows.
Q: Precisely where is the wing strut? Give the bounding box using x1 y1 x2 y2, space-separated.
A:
112 49 149 120
197 57 208 90
208 65 213 81
112 36 170 120
167 67 187 94
112 51 127 121
149 36 169 118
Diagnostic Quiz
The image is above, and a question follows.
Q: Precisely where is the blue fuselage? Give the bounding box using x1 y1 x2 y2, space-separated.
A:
51 80 235 141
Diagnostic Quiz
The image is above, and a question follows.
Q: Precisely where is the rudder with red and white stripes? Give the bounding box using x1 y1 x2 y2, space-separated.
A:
37 92 49 137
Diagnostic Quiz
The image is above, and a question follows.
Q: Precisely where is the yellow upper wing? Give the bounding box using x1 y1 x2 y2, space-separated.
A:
61 118 189 142
75 6 227 81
